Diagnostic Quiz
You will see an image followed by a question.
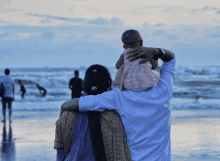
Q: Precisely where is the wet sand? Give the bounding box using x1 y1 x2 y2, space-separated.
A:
0 111 60 161
0 103 220 160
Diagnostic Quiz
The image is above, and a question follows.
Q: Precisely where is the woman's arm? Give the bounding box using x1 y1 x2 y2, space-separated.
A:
115 54 124 69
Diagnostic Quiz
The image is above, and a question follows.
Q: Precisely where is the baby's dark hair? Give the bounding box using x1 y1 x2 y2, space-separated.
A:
121 29 143 48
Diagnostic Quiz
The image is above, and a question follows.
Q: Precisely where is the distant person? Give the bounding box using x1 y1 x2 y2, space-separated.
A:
18 80 26 99
0 69 14 123
69 70 82 99
36 84 47 97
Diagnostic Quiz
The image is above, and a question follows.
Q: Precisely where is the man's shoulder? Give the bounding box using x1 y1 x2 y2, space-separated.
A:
69 77 75 82
0 76 13 83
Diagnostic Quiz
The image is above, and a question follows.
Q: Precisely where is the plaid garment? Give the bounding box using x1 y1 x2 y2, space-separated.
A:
54 109 132 161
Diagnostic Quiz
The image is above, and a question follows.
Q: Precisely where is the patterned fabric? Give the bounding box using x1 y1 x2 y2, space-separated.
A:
54 109 132 161
114 48 161 91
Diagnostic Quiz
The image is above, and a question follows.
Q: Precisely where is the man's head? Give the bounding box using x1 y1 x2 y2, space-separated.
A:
4 68 10 75
74 70 79 77
18 80 22 85
121 29 143 48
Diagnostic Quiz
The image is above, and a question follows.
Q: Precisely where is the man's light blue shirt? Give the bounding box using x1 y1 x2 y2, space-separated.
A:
79 59 176 161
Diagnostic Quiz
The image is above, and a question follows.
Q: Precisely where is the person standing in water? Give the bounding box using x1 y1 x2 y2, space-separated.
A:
36 84 47 97
18 80 26 99
69 70 83 99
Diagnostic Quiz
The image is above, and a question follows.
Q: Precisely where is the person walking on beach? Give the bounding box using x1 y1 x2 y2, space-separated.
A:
36 84 47 97
0 69 14 123
18 80 26 99
61 29 176 161
69 70 82 99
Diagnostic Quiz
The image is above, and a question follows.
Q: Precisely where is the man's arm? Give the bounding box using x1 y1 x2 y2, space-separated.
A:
127 47 175 64
154 48 175 62
61 90 116 113
116 54 124 69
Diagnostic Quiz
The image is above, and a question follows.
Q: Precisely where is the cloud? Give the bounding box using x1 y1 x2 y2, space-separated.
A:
164 9 170 12
217 10 220 14
211 34 220 38
88 17 124 26
88 17 109 25
25 13 85 23
0 0 22 14
153 30 166 36
41 32 54 38
202 6 209 10
155 23 166 27
16 33 32 39
192 6 220 14
0 33 8 38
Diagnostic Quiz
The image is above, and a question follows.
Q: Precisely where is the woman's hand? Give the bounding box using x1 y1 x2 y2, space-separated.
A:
61 98 79 111
127 47 158 65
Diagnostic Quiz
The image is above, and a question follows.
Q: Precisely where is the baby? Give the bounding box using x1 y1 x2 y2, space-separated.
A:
114 29 161 91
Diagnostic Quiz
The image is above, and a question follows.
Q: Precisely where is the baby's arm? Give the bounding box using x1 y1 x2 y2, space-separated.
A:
116 53 124 69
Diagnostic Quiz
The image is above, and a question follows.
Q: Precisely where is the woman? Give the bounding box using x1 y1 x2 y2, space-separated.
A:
54 64 132 161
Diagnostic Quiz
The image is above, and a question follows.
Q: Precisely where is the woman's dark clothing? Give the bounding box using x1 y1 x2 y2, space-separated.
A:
56 112 97 161
20 85 26 98
69 77 82 99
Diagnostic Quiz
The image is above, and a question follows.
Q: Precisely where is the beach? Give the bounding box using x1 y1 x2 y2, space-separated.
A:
0 102 220 161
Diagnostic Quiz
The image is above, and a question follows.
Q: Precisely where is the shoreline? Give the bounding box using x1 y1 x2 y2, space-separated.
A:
0 106 219 160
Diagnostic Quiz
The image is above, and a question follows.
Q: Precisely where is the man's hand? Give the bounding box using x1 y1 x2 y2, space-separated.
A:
127 47 158 65
61 98 79 111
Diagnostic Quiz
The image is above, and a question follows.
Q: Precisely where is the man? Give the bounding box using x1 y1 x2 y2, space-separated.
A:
62 40 176 160
36 84 47 97
0 69 14 123
69 70 82 99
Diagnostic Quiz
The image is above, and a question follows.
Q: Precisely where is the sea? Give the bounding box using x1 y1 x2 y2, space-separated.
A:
0 65 220 112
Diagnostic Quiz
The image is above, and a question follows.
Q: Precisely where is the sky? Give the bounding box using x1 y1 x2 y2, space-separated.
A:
0 0 220 68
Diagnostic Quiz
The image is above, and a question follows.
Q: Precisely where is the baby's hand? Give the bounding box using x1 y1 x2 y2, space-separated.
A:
116 53 124 69
150 58 158 70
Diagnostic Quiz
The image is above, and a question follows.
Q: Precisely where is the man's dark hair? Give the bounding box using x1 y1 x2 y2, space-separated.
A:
74 70 79 77
5 69 10 75
121 29 143 47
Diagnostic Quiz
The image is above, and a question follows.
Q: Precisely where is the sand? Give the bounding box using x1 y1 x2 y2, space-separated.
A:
0 102 220 161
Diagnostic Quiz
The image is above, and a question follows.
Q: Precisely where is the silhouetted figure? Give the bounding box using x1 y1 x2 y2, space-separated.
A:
0 69 14 123
1 123 15 161
69 70 82 99
18 80 26 99
36 84 47 97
